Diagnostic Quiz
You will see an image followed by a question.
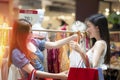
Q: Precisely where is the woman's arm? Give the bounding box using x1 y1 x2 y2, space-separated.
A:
70 40 106 68
45 34 78 49
69 41 88 67
36 70 67 79
92 41 105 67
22 63 67 79
12 49 67 79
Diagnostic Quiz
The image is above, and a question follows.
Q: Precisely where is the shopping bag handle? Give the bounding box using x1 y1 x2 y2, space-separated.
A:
86 55 90 68
77 55 90 68
28 69 36 80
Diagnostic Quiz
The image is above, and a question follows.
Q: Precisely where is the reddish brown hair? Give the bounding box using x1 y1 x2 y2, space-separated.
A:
9 19 36 67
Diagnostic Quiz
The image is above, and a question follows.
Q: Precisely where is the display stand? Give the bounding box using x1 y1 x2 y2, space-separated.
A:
104 31 120 80
0 0 15 80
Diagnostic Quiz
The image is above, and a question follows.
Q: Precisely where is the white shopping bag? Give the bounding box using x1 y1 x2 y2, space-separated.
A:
8 64 21 80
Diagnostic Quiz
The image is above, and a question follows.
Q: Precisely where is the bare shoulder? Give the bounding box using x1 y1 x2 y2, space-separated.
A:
93 40 106 56
94 40 106 49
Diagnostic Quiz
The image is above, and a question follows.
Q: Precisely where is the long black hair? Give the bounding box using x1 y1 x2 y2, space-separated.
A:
85 14 110 64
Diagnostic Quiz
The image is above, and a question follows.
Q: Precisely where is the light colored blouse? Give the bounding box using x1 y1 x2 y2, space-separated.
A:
86 40 107 68
70 40 107 68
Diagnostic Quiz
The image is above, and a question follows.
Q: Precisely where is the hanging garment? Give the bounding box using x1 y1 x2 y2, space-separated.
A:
43 49 48 72
47 48 60 73
59 44 70 72
69 38 86 67
55 32 70 72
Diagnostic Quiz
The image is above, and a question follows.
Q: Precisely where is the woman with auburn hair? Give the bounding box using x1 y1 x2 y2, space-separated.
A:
8 19 78 80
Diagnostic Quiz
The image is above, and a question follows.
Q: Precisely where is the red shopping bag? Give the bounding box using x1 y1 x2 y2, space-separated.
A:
44 78 53 80
68 55 98 80
67 67 98 80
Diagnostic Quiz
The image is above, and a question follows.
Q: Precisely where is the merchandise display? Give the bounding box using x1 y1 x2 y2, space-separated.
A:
104 31 120 80
0 0 120 80
110 31 120 69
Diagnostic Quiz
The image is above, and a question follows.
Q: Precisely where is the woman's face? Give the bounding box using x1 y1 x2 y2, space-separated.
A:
86 21 99 38
28 27 32 39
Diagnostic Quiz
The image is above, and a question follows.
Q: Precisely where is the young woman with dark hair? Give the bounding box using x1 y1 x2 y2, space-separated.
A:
70 14 110 68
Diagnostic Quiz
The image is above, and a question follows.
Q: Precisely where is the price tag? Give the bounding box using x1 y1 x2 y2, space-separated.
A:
19 9 39 25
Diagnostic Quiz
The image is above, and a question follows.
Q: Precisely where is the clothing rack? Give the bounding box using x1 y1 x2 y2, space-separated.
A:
32 29 86 34
32 29 74 33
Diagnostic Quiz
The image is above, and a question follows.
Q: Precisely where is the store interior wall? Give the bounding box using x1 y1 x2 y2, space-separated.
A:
0 0 120 80
76 0 99 22
16 0 120 30
42 11 75 29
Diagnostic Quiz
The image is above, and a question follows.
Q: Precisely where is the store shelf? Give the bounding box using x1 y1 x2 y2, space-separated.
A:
0 0 9 3
110 31 120 43
110 31 120 34
110 31 120 71
0 27 12 30
110 42 120 47
110 64 120 70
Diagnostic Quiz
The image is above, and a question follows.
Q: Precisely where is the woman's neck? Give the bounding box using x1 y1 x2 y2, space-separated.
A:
95 35 101 41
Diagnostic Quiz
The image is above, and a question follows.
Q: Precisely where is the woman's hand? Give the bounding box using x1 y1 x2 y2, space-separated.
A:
58 70 68 80
69 41 82 53
71 34 78 39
